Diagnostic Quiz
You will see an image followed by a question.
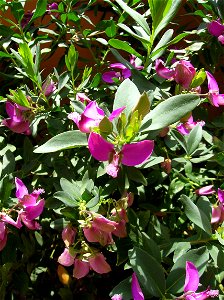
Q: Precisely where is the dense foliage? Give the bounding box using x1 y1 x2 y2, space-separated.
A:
0 0 224 299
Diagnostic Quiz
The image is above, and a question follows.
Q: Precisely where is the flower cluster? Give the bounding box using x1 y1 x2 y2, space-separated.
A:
0 178 44 250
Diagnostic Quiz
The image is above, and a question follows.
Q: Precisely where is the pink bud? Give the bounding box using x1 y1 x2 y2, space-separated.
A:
195 185 216 195
62 226 77 247
42 79 56 97
174 60 196 89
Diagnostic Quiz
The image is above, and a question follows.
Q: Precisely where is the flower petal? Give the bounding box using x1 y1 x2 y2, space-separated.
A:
88 133 114 161
121 140 154 166
109 106 126 121
73 259 90 279
83 101 104 119
15 177 28 199
184 261 199 293
132 273 144 300
102 71 119 83
208 20 224 37
58 248 75 267
155 59 175 79
89 253 111 274
218 188 224 203
195 185 216 195
24 199 45 220
206 71 219 93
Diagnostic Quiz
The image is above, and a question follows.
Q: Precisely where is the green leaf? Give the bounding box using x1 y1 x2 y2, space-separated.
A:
150 0 182 38
29 0 47 23
180 195 212 235
110 276 132 300
141 232 161 262
113 79 140 117
2 150 15 177
34 131 87 153
127 167 147 186
60 178 82 200
141 94 200 132
191 69 206 88
132 91 150 119
50 218 70 230
166 246 209 293
117 23 150 43
108 39 142 58
115 0 151 36
99 117 113 135
186 124 203 155
170 129 188 152
129 246 166 297
54 191 79 207
150 29 173 60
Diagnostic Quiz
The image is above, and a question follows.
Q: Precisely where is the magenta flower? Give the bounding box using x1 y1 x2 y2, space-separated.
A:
102 63 132 83
206 71 224 107
0 222 7 251
211 188 224 224
102 55 143 83
195 185 216 196
176 115 205 135
178 261 219 300
132 273 144 300
42 79 56 97
88 132 154 178
2 102 31 135
21 11 33 28
68 101 125 133
14 177 45 230
155 59 196 89
208 19 224 44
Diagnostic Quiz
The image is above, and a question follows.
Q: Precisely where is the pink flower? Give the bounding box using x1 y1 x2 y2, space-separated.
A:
176 116 205 135
58 248 76 267
2 102 31 135
88 133 154 178
155 59 196 89
211 188 224 224
177 261 219 300
208 19 224 44
83 215 117 246
102 55 143 84
73 253 111 279
42 79 56 97
206 71 224 107
14 177 45 230
68 101 125 133
83 225 114 246
76 93 91 103
195 185 216 195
